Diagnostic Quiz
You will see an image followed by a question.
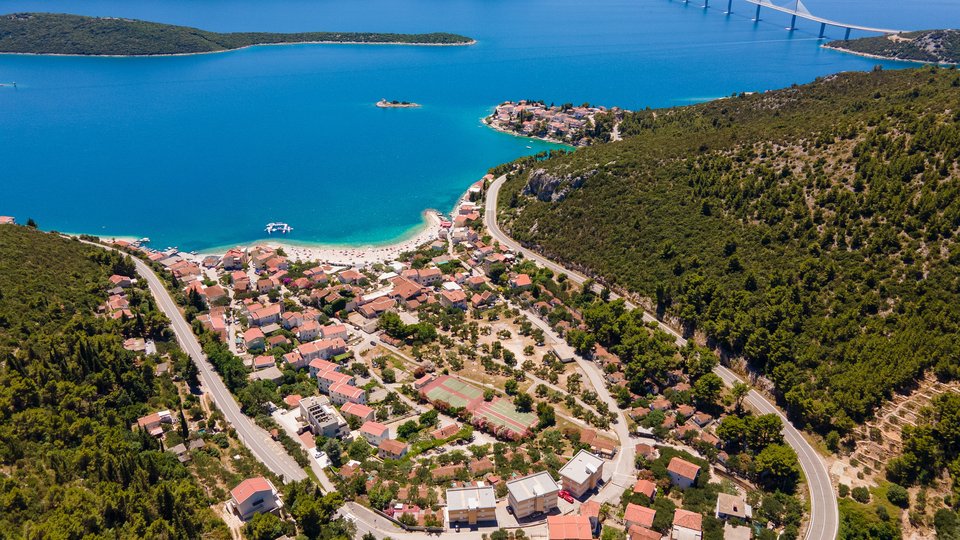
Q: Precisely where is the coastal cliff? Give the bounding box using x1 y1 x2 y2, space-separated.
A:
0 13 475 56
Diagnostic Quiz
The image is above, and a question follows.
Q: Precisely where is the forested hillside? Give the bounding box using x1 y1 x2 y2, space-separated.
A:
0 12 473 56
827 30 960 65
497 67 960 442
0 226 226 538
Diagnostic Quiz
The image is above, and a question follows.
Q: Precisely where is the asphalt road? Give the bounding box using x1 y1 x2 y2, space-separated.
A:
101 243 308 483
484 176 839 540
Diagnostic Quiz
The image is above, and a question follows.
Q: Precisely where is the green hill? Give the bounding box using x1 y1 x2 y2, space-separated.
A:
0 226 227 538
496 67 960 436
827 30 960 65
0 12 474 56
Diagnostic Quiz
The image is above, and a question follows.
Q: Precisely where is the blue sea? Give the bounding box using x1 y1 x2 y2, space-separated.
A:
1 0 956 250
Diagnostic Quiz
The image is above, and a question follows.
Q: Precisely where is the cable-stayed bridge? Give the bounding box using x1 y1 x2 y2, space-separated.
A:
691 0 906 39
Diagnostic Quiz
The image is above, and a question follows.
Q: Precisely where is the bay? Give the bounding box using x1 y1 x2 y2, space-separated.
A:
0 0 955 250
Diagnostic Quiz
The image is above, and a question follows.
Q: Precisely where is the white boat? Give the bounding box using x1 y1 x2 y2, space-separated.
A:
265 222 293 234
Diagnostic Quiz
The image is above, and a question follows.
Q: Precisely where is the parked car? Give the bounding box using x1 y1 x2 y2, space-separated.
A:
559 490 574 503
506 506 514 515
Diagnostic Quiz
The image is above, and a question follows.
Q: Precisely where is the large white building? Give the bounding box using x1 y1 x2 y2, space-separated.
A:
300 396 350 439
558 449 604 498
506 471 560 518
446 485 497 525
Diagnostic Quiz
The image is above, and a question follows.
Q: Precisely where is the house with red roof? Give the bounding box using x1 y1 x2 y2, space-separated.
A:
627 524 662 540
624 503 656 529
222 248 246 270
284 351 306 370
672 509 703 539
318 370 354 395
308 357 339 377
330 382 366 405
338 269 363 284
253 355 276 371
230 477 281 521
243 328 265 350
320 323 348 341
378 439 409 460
204 285 227 303
430 423 460 440
281 311 303 330
109 274 133 288
136 410 172 437
341 402 375 423
250 304 282 326
632 479 657 500
547 515 592 540
295 319 320 341
509 274 532 289
440 289 468 310
667 457 700 489
359 296 396 318
360 421 390 447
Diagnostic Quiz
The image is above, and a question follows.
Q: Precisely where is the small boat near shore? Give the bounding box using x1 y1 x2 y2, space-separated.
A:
265 222 293 234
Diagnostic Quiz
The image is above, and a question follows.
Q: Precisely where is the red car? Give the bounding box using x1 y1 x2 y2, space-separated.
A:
558 490 574 503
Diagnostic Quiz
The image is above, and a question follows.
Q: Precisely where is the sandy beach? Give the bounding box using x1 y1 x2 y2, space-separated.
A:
197 210 445 268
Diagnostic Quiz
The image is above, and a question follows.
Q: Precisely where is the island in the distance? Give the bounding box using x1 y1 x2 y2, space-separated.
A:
0 12 475 56
825 29 960 65
376 99 421 108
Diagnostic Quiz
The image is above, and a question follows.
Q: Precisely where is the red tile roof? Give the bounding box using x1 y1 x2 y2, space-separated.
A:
628 524 662 540
341 402 374 419
624 503 656 528
673 509 702 531
230 477 272 505
361 421 389 438
547 515 593 540
667 457 700 481
633 479 656 498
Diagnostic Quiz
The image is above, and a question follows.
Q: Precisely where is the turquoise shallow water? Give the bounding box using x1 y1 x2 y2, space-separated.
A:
1 0 957 250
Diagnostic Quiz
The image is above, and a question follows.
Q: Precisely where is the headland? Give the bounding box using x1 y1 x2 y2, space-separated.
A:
825 29 960 65
484 100 624 146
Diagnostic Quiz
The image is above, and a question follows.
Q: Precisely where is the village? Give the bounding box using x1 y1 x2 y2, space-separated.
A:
104 175 794 540
485 101 623 147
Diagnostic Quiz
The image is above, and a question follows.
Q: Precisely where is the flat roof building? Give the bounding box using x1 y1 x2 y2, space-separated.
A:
446 485 497 526
300 396 350 439
506 470 560 519
558 449 604 498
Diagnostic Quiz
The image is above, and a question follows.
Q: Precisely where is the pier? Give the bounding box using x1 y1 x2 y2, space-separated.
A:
685 0 906 39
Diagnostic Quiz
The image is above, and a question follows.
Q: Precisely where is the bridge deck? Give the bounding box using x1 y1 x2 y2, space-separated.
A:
742 0 905 34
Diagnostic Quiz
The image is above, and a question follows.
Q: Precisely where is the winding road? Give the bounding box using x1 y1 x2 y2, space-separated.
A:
484 176 838 540
99 243 308 483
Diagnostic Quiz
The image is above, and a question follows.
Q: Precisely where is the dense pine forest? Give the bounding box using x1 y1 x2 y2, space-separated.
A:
0 13 473 56
497 67 960 444
0 226 227 538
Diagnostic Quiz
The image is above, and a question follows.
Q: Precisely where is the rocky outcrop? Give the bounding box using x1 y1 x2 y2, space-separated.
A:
523 168 596 202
